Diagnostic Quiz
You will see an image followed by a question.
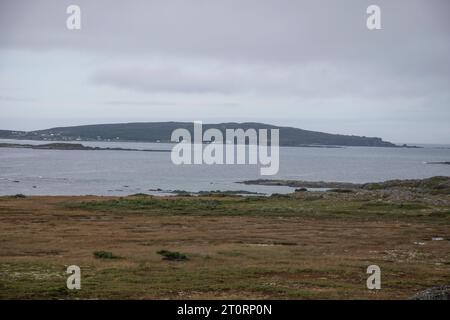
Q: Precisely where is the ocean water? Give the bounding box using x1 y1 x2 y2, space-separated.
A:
0 139 449 196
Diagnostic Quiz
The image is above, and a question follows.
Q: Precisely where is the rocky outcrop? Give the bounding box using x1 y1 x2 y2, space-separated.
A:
411 285 450 300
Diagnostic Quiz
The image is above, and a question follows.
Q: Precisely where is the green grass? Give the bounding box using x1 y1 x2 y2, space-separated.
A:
3 258 445 299
63 195 450 224
0 261 374 299
0 262 78 299
359 202 429 210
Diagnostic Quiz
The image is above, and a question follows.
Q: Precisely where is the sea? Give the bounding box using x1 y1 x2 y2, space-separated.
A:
0 139 449 196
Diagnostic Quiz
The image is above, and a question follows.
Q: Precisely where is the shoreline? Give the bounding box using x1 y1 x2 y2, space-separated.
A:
1 176 449 198
239 175 450 191
0 142 170 152
0 176 450 197
0 138 424 149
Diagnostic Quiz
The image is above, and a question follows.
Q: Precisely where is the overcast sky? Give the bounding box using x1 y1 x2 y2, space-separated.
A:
0 0 449 143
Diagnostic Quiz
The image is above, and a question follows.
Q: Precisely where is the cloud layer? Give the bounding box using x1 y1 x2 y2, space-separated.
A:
0 0 449 143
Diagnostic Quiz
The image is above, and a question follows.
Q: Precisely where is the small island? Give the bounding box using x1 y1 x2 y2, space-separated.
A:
0 142 170 152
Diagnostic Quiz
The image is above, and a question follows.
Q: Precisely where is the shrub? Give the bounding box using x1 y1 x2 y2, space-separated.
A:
93 251 121 259
130 193 150 197
157 250 189 261
270 193 290 198
328 188 353 193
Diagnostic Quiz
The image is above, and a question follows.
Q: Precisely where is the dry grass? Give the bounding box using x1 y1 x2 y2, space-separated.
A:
0 194 449 299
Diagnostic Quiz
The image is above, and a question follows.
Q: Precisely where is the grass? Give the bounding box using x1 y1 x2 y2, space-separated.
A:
0 185 449 299
63 193 450 224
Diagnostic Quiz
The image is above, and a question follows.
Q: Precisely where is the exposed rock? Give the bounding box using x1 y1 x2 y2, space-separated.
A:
240 176 450 196
239 179 359 189
411 285 450 300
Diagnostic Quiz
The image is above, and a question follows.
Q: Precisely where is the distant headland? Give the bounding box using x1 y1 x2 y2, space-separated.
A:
0 122 407 147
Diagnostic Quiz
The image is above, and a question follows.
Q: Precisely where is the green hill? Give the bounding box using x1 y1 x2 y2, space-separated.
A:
0 122 397 147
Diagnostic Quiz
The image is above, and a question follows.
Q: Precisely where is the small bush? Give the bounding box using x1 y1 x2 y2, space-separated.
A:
93 251 121 259
157 250 189 261
12 194 26 198
130 193 150 197
270 193 290 198
329 188 353 193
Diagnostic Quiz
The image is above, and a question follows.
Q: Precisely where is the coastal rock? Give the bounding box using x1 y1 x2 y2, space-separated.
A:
411 285 450 300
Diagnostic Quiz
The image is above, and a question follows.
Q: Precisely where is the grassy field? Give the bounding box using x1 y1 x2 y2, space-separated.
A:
0 184 449 299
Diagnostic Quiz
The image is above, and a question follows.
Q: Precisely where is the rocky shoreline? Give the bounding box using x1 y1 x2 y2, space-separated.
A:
0 142 170 152
239 176 450 196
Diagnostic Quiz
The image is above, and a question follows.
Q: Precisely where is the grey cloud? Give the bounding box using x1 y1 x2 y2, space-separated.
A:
91 60 447 100
2 0 449 95
0 96 35 102
1 0 449 65
1 0 449 143
105 100 175 106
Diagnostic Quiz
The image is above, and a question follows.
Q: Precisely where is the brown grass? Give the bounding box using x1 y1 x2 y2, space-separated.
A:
0 195 449 299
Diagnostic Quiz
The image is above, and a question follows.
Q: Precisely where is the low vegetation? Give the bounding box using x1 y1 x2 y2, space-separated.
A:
0 176 448 299
157 250 189 261
93 251 121 260
64 188 449 224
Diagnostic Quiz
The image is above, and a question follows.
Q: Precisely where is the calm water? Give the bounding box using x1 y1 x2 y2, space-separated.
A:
0 139 449 196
